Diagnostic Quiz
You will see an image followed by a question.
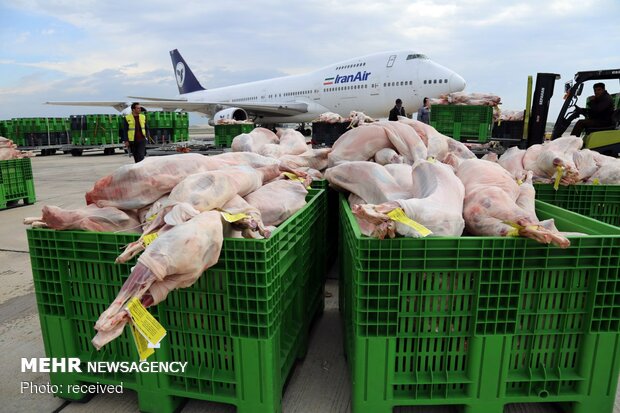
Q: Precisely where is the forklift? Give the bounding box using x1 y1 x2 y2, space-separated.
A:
524 69 620 156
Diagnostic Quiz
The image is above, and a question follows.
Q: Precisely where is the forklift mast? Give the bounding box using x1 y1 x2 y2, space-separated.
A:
526 73 560 147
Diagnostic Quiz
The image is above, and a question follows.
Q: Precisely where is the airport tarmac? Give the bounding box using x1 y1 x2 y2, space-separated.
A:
1 151 619 413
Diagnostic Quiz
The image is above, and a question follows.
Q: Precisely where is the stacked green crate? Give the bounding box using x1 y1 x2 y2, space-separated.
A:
27 189 326 413
534 184 620 227
146 111 173 144
0 158 36 209
339 194 620 413
0 120 14 142
10 118 29 146
172 112 189 142
430 105 493 142
71 114 120 146
215 124 255 147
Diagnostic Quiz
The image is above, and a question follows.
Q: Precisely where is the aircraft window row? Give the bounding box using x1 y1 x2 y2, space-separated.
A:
406 54 428 60
383 81 413 87
232 96 258 102
282 90 314 97
267 90 319 99
323 84 369 92
336 62 366 70
269 89 319 99
423 79 449 84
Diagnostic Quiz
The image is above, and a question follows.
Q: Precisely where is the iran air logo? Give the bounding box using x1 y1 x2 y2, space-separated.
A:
175 62 186 88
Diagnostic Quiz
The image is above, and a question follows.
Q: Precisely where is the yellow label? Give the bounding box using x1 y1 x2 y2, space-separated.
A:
553 166 564 191
125 297 166 347
516 179 523 186
504 222 540 237
426 156 436 163
146 213 157 222
504 221 522 237
283 172 304 182
386 208 432 237
592 178 600 186
220 211 249 223
130 323 155 361
142 232 159 246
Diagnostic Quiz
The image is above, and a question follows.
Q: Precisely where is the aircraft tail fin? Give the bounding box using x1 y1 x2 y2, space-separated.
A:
169 49 205 94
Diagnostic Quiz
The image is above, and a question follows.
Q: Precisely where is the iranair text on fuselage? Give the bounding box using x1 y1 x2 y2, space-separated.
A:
325 71 372 85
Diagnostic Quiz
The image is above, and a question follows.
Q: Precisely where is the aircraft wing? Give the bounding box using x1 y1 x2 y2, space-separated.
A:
129 98 309 117
47 98 308 117
46 100 130 112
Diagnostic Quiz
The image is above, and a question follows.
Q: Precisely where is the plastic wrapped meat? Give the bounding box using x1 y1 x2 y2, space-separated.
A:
279 148 332 172
85 154 235 210
325 161 410 204
374 148 404 165
244 180 308 226
447 156 569 248
231 127 279 153
351 160 465 239
24 204 141 233
276 129 309 155
327 121 427 167
523 137 582 184
398 117 475 161
117 165 281 263
92 210 224 349
497 146 527 180
220 195 271 238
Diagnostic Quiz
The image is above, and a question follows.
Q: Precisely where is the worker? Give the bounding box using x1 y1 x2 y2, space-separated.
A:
123 102 149 163
388 98 406 121
417 97 431 124
570 82 614 137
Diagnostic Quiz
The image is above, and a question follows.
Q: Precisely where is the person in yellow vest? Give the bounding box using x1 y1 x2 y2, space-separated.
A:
122 102 149 162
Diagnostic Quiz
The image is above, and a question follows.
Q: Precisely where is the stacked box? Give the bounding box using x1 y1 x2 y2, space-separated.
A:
0 158 36 209
311 122 350 146
430 105 493 142
28 189 326 413
70 114 120 146
340 194 620 413
214 124 255 147
492 120 525 141
534 184 620 227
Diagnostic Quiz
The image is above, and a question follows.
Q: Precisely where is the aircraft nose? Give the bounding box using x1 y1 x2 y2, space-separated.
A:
449 73 466 92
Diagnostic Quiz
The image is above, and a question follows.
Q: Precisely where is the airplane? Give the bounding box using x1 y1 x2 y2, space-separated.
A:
47 49 466 126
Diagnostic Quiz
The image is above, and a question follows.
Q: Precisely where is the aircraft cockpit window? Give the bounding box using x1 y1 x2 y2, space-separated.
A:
406 54 429 60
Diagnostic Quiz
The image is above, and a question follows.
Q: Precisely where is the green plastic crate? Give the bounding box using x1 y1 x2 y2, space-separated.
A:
146 111 174 129
430 105 493 143
173 112 189 129
339 194 620 413
27 189 325 413
171 128 189 142
0 158 36 209
214 124 255 147
535 184 620 227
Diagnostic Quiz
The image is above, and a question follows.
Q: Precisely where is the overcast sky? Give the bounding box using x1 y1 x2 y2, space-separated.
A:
1 0 619 125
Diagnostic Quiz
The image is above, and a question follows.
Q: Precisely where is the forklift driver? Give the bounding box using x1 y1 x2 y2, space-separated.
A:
570 82 615 136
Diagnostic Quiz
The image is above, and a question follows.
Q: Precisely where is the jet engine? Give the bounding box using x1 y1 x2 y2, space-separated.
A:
209 107 249 125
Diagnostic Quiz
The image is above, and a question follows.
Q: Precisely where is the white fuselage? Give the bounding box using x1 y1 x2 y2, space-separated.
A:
182 50 465 123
